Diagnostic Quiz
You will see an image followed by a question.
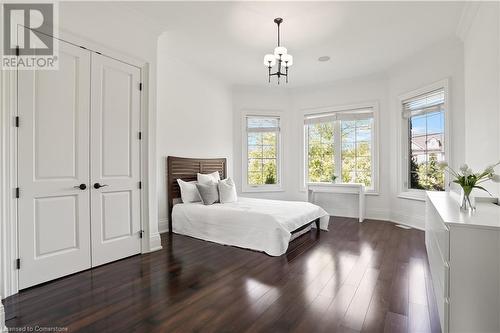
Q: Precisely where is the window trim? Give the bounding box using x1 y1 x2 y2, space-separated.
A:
397 79 450 200
300 101 380 194
241 110 283 193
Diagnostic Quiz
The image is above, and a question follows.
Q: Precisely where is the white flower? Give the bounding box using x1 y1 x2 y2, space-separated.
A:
485 165 495 174
459 164 469 173
492 174 500 183
465 168 473 177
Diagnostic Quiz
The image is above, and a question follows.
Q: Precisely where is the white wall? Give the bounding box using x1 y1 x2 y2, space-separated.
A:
388 37 465 228
461 4 500 318
157 32 234 231
233 76 388 215
289 75 391 220
232 86 291 200
463 2 500 196
232 37 465 230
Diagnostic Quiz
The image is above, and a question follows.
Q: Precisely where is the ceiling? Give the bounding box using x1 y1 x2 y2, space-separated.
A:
125 1 465 87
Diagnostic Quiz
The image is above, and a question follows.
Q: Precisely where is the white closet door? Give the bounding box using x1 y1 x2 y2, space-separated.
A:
18 41 92 289
90 54 141 266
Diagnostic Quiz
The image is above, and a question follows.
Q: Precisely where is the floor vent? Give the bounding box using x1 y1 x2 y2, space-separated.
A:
395 224 412 230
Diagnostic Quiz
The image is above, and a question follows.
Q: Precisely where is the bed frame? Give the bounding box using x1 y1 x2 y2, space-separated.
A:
166 156 320 235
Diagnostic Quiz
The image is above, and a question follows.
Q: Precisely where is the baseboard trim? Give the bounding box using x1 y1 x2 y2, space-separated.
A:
158 218 169 234
324 208 391 222
148 232 163 252
328 210 425 231
389 211 425 231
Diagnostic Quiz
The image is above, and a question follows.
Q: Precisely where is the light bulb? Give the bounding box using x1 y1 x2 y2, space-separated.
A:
281 54 293 67
263 54 276 67
274 46 287 59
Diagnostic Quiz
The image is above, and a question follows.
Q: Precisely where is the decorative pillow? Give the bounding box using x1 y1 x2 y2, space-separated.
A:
177 179 201 203
196 182 220 205
197 171 221 185
218 177 237 203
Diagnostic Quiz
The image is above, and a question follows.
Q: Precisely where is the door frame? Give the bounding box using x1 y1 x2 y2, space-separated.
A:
0 29 160 300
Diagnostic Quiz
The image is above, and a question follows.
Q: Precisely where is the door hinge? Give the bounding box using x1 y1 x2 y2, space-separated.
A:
15 187 19 198
139 230 144 239
139 83 143 91
16 258 20 269
138 131 142 140
15 116 19 127
15 45 20 57
138 181 142 189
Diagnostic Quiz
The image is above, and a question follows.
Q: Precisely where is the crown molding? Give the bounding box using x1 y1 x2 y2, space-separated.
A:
456 2 481 42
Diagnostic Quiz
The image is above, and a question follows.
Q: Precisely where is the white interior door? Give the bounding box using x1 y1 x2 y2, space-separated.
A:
90 54 142 266
18 41 92 289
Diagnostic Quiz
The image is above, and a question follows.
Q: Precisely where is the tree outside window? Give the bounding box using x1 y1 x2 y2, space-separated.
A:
307 123 334 183
340 119 372 186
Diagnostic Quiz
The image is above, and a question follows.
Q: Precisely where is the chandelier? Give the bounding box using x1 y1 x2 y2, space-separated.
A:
263 18 293 84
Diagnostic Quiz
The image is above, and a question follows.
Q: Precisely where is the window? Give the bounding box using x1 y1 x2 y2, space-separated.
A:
244 115 281 190
403 88 446 191
307 122 335 183
304 106 377 190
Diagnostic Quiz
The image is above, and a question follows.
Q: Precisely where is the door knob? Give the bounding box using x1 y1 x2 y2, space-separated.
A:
93 183 109 189
74 184 87 190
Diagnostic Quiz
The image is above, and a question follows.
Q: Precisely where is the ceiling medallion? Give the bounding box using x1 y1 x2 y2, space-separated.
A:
263 17 293 84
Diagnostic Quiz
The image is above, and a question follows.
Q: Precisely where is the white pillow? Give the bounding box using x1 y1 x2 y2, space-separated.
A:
218 177 237 203
177 179 201 203
197 171 221 185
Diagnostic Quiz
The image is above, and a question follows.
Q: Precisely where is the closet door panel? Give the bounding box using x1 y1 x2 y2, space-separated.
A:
90 54 141 266
18 41 92 289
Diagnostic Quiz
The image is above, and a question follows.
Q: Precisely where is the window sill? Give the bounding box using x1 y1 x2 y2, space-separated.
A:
397 191 426 202
301 185 379 195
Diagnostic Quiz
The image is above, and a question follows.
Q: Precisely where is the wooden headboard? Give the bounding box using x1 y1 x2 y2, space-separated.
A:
166 156 227 232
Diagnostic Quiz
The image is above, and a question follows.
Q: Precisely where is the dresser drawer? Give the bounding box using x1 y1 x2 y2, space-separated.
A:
433 280 449 333
427 232 450 332
425 197 450 261
426 231 450 298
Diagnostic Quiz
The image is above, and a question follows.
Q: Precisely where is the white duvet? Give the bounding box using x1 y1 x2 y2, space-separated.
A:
172 197 329 256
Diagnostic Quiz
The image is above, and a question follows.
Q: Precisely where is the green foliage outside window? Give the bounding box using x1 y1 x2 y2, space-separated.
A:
410 153 445 191
308 123 334 183
341 141 371 186
340 119 372 186
248 132 278 185
408 108 445 191
307 119 372 187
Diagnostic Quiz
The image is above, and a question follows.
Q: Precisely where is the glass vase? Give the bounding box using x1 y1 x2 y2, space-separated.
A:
460 188 475 212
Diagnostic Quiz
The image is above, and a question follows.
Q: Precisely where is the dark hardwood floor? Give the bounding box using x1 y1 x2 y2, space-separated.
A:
3 217 440 333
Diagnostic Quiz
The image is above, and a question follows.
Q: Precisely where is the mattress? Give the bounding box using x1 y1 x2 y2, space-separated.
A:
172 197 329 256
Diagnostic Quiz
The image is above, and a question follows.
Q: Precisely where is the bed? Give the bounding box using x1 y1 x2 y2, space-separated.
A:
167 156 329 256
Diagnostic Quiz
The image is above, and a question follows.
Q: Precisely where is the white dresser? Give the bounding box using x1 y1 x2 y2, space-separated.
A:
425 192 500 333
